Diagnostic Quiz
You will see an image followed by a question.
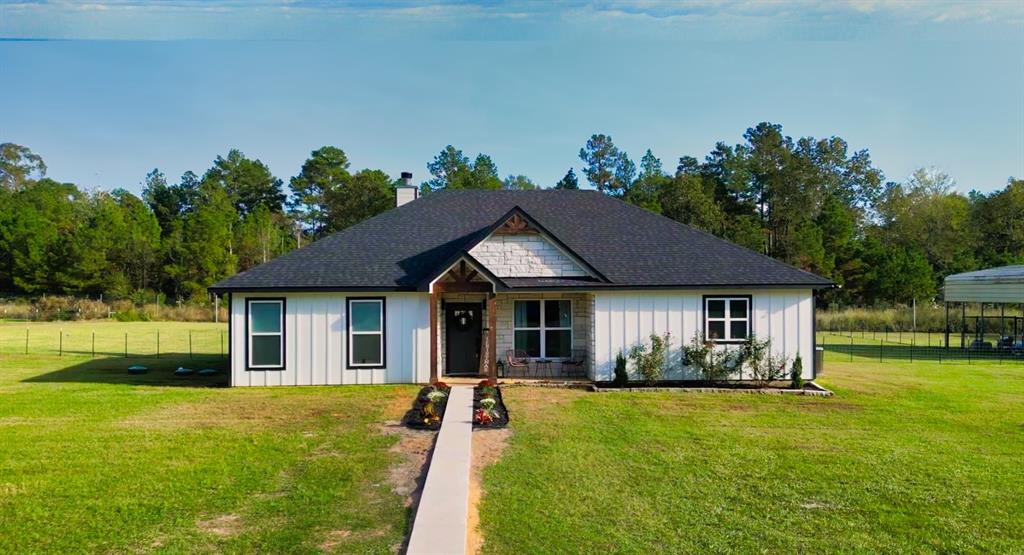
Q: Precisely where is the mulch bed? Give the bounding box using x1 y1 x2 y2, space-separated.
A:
402 386 450 430
473 385 510 429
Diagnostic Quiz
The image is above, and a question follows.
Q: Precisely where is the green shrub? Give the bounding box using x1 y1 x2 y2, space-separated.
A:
791 355 804 389
741 335 788 387
113 309 150 322
613 352 629 386
681 333 742 383
628 332 671 385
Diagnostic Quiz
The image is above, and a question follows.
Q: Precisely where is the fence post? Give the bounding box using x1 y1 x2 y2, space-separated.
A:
124 333 128 358
59 329 63 357
910 335 914 363
879 339 883 363
850 336 853 362
92 331 95 358
25 329 29 355
156 330 160 359
220 331 224 359
189 331 193 360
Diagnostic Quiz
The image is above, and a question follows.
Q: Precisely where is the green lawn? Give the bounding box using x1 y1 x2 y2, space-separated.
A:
479 358 1024 553
0 320 228 358
5 321 1024 553
0 322 419 553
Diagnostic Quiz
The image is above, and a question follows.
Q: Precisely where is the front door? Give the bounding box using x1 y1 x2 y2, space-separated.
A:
445 303 482 376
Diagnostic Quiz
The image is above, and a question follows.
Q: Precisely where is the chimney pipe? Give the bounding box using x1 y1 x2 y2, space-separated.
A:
396 171 418 207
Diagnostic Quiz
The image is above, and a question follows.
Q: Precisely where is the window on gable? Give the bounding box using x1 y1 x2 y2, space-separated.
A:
348 298 385 367
514 299 572 358
248 299 284 368
705 297 750 342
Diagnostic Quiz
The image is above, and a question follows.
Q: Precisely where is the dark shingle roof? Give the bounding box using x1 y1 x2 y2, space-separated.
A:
210 190 832 292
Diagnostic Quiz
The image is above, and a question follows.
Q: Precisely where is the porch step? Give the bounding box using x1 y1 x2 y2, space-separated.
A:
407 386 474 555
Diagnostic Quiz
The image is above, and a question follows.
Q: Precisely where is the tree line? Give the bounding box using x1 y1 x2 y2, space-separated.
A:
0 122 1020 307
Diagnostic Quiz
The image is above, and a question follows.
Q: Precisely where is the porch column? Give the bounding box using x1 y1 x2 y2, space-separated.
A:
429 292 439 383
487 293 497 381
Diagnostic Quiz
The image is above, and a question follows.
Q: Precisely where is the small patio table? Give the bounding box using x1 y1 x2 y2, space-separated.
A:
533 359 553 378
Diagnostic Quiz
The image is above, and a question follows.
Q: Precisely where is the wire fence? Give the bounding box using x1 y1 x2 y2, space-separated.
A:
817 330 1024 364
0 325 227 359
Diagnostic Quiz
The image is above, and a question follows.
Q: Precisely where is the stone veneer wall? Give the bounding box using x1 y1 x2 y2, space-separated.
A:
469 235 587 277
494 292 592 374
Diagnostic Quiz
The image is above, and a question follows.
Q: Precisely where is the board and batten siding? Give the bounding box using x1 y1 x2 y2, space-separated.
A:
230 292 430 386
591 289 815 381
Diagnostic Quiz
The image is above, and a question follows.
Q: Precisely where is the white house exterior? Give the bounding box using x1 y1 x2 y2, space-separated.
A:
212 186 831 387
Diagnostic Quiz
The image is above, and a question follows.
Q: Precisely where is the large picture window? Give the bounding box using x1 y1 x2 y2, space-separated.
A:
348 298 385 368
247 299 284 369
514 299 572 358
704 296 750 342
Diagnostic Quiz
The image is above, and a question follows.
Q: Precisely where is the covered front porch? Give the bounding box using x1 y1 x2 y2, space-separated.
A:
427 260 594 381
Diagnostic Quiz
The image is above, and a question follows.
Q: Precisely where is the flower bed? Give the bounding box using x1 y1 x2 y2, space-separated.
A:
473 379 510 429
402 382 452 430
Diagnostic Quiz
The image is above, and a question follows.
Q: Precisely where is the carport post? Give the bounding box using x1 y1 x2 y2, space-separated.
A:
961 303 966 349
944 302 950 349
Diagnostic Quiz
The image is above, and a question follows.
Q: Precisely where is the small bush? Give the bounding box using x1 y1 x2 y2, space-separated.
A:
613 351 629 386
628 332 671 385
681 333 743 383
791 355 804 389
741 336 789 387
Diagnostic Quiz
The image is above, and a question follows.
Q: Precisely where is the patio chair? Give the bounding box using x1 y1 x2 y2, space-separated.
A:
505 349 531 378
561 349 587 378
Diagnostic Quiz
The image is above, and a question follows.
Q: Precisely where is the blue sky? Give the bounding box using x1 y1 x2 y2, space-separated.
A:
1 1 1022 194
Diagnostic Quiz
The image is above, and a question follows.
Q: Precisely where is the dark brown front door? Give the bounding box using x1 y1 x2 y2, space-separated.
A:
445 303 482 375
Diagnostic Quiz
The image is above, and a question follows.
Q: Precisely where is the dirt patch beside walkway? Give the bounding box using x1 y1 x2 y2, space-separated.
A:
467 427 511 554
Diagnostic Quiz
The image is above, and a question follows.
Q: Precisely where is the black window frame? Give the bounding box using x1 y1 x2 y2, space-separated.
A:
703 295 752 344
245 297 286 370
346 296 387 370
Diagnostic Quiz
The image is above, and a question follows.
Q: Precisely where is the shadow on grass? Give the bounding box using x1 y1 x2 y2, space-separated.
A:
22 354 229 387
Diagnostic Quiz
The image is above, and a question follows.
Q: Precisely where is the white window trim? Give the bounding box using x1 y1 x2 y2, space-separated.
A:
247 299 284 369
704 296 751 343
513 299 573 359
348 298 385 368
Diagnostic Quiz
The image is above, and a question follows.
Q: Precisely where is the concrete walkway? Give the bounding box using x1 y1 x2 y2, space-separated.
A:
407 386 474 555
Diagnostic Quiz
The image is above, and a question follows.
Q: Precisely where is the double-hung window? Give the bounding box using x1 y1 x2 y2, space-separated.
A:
513 300 572 358
247 299 284 369
348 298 385 368
704 296 750 342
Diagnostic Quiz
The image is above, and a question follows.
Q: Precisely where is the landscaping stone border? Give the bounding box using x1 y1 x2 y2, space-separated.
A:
593 381 834 397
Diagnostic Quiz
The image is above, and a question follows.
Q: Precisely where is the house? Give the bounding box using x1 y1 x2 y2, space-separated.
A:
209 175 833 386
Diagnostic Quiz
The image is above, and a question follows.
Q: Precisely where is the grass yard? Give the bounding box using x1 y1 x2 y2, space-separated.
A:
0 322 419 553
479 358 1024 553
0 320 227 358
